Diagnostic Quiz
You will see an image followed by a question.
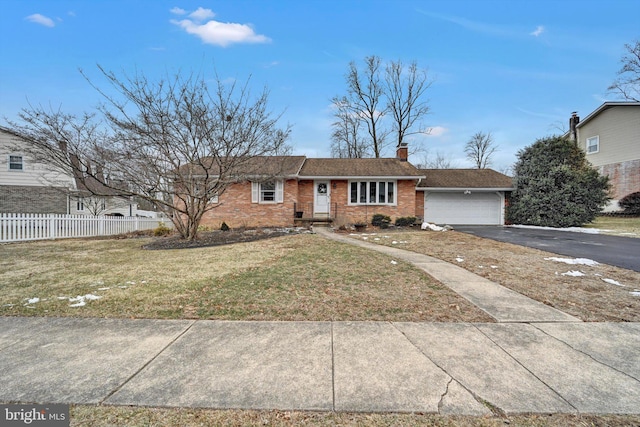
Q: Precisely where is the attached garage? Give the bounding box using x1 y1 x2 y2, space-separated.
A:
425 191 504 225
417 169 514 225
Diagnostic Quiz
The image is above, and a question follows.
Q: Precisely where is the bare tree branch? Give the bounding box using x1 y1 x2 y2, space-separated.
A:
465 131 498 169
608 40 640 102
8 67 291 240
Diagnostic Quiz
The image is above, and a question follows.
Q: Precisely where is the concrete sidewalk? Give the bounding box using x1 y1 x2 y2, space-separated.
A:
1 317 639 414
314 227 579 323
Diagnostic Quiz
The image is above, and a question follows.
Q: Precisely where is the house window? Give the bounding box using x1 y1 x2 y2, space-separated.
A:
261 181 276 202
251 180 284 204
77 197 85 211
9 155 23 171
586 136 599 154
349 181 396 205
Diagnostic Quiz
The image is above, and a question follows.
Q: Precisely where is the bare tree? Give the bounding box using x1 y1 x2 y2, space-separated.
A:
465 131 498 169
384 59 432 148
608 40 640 102
8 67 291 240
330 96 371 158
332 56 431 159
334 56 389 158
415 150 458 169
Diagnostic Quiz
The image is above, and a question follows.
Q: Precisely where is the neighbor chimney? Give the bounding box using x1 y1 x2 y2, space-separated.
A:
569 112 579 142
396 142 408 161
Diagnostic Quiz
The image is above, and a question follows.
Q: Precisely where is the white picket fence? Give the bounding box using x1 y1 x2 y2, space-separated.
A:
0 213 172 243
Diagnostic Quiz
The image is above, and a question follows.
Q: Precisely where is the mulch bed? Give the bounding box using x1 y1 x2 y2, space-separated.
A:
142 227 309 250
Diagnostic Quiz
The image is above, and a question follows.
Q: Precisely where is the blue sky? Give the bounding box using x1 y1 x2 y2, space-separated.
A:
1 0 638 172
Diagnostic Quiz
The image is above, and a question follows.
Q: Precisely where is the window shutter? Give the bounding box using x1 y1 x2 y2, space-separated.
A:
251 182 259 203
276 180 284 203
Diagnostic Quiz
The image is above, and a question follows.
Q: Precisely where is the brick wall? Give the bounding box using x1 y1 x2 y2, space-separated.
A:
600 159 640 201
332 180 419 224
199 179 298 228
198 178 421 228
0 185 69 214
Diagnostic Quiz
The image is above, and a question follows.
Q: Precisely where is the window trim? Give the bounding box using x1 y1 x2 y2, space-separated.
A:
8 154 23 171
251 180 284 204
348 180 397 206
586 135 599 154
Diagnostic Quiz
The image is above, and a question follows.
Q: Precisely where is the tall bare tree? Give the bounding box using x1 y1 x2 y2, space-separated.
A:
331 56 431 158
334 56 389 158
8 67 291 240
465 131 498 169
330 96 370 158
608 40 640 102
385 59 432 149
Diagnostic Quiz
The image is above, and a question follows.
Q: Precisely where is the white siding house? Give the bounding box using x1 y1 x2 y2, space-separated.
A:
571 102 640 211
0 126 138 216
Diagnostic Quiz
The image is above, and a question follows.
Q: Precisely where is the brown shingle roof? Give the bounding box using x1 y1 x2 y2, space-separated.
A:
417 169 514 189
298 158 424 178
182 156 307 178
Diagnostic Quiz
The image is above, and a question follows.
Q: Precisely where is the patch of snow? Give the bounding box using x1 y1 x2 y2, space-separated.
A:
544 257 600 266
631 291 640 297
421 222 447 231
126 281 136 285
561 271 586 277
362 237 368 240
98 287 110 291
510 224 601 234
69 294 102 308
392 241 398 244
391 260 398 265
602 278 624 287
456 257 464 263
374 238 380 241
490 266 498 269
25 297 40 305
57 297 68 300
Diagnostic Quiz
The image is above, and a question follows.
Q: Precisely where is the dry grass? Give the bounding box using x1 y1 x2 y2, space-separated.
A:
0 233 490 322
352 229 640 322
585 215 640 237
69 406 640 427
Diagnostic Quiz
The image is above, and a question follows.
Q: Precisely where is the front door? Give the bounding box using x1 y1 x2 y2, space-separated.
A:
314 181 330 217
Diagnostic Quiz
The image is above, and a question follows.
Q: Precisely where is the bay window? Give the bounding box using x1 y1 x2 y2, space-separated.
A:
349 180 396 205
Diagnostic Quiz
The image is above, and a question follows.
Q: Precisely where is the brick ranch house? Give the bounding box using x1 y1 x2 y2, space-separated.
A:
189 144 514 229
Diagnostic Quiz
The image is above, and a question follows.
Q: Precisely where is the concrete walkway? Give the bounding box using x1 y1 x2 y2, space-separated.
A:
2 228 639 415
1 317 639 415
314 227 579 323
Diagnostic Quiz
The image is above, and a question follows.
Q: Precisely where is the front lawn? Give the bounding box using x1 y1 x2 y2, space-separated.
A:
0 233 489 322
585 215 640 237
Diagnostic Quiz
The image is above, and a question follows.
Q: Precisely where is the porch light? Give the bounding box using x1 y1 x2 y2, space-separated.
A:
464 190 471 195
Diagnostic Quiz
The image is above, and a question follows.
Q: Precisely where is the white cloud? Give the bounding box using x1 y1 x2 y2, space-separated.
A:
170 7 186 15
425 126 448 137
171 8 271 47
25 13 55 27
530 25 545 37
189 7 215 21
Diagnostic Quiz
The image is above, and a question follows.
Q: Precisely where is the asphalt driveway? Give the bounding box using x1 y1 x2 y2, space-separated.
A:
454 226 640 272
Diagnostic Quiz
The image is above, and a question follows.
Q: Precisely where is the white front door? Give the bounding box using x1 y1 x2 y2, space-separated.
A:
314 181 330 217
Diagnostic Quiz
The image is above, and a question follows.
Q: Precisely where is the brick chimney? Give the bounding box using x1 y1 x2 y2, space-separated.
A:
396 142 408 161
569 112 579 142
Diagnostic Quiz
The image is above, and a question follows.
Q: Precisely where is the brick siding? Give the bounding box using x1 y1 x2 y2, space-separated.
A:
0 185 69 214
599 159 640 200
197 179 421 228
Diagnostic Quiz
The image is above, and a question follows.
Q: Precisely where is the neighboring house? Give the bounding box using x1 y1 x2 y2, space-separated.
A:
416 169 514 225
569 102 640 211
0 126 138 216
1 126 75 214
195 145 514 228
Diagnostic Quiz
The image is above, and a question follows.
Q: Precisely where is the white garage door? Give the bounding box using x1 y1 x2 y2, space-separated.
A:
424 192 503 225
